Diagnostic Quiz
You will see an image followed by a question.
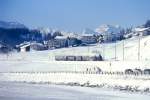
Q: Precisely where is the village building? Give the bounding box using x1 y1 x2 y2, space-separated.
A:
47 36 79 49
16 42 31 52
80 34 97 44
67 37 78 46
48 36 68 49
30 43 48 51
134 27 150 36
0 45 11 53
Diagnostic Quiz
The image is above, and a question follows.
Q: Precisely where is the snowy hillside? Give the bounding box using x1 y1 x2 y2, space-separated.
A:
1 35 150 61
1 35 150 73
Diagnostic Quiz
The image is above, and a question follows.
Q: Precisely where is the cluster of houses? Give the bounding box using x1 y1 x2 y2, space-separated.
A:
16 42 47 52
124 27 150 39
16 33 99 52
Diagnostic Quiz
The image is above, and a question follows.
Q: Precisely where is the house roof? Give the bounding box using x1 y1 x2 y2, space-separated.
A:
20 44 30 48
134 27 150 32
16 42 31 48
55 36 67 39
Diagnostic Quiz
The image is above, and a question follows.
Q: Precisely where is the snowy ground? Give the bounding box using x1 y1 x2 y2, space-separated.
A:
1 72 150 92
1 36 150 72
0 60 150 73
1 36 150 99
0 81 150 100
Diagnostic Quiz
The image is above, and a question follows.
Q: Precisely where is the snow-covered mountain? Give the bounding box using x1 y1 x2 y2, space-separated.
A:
37 27 79 38
37 27 52 34
82 28 99 36
95 24 122 34
37 27 61 35
95 24 123 42
0 21 27 29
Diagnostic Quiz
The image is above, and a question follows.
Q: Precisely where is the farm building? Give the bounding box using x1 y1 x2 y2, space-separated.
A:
80 34 97 44
47 36 79 49
134 27 150 36
67 37 79 46
16 42 31 52
48 36 68 49
30 43 48 51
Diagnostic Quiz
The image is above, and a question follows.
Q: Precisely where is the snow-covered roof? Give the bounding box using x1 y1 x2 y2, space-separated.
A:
31 42 42 45
55 36 67 39
61 31 79 38
134 27 150 32
16 42 31 48
20 44 30 48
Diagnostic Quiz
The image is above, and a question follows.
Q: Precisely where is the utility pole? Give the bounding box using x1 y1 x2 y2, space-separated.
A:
123 40 125 61
138 36 140 61
103 43 105 60
102 34 106 60
88 44 90 57
114 34 117 61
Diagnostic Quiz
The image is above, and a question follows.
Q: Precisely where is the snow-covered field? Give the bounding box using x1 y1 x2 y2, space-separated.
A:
0 81 150 100
1 36 150 99
1 36 150 73
1 60 150 72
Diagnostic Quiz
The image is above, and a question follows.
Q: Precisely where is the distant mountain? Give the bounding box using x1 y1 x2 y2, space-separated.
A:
37 27 53 34
0 21 27 29
95 24 123 42
82 28 99 36
0 28 30 46
61 31 79 38
0 21 48 47
95 24 122 35
37 27 80 38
